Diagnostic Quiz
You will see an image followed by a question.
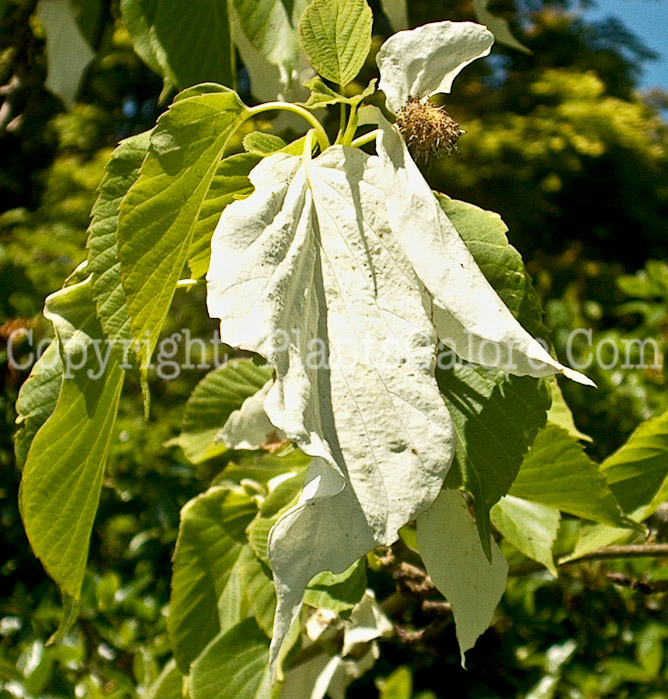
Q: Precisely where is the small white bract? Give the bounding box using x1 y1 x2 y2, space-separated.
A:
376 20 494 115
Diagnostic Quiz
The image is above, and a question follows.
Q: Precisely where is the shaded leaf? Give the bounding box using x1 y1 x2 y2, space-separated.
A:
379 0 408 31
417 489 508 663
168 487 257 673
233 0 308 78
37 0 95 107
304 559 367 614
169 360 273 464
433 194 553 552
120 0 234 90
190 618 272 699
472 0 530 54
14 341 62 469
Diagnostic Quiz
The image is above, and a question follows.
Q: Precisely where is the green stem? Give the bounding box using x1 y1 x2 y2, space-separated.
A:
246 102 330 151
351 129 381 148
336 84 347 144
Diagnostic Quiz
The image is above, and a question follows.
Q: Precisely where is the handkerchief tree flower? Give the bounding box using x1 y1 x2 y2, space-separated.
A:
18 1 638 696
205 12 594 671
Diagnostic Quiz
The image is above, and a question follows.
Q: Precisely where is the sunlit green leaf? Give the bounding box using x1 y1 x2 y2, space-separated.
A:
144 659 183 699
570 408 668 558
87 130 151 354
243 133 288 156
472 0 531 54
510 424 630 528
117 86 248 367
188 153 259 280
298 0 372 86
547 380 592 442
19 278 124 600
491 495 560 576
377 666 412 699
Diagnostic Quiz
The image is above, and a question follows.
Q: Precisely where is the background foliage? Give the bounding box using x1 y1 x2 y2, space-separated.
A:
1 0 668 697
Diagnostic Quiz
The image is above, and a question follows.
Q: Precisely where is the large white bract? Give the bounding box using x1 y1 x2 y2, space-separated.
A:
206 20 592 669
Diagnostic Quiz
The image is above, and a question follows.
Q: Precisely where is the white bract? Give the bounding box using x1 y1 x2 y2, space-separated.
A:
206 20 592 671
376 20 494 114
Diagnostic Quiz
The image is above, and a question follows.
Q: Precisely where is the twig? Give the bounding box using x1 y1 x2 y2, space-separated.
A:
606 573 668 595
560 543 668 565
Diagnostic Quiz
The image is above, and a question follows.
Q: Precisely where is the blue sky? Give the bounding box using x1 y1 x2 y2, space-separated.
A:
581 0 668 91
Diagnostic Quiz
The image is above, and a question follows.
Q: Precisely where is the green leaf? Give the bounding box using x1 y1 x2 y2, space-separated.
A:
37 0 95 107
417 489 508 664
144 659 183 699
14 340 62 469
168 486 257 673
435 195 552 554
509 424 630 528
298 0 373 86
300 77 376 110
547 381 592 442
242 132 288 156
232 0 307 77
234 549 276 637
472 0 531 54
190 618 272 699
437 196 549 340
378 666 412 699
117 87 249 367
19 278 124 601
378 0 407 31
217 448 311 490
491 495 560 576
169 360 273 464
570 409 668 558
601 408 668 515
188 153 259 279
120 0 234 90
46 591 79 646
304 559 367 613
87 130 151 354
247 473 304 566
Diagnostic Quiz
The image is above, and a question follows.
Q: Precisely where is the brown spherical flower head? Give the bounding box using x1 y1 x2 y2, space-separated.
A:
395 97 463 161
